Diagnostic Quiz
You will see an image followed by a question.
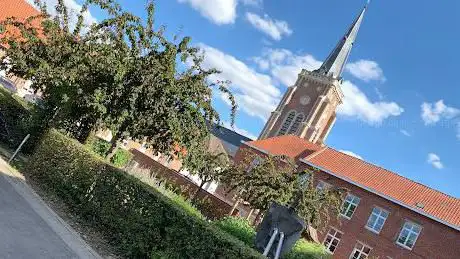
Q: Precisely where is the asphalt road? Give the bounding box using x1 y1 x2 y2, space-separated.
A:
0 157 101 259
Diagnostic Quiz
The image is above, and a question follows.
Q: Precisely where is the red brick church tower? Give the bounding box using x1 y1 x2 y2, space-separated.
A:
258 5 368 144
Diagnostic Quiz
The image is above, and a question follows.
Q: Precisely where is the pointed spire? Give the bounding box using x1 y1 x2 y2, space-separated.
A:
315 2 369 79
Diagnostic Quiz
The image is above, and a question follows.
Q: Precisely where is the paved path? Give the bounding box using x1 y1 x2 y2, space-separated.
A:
0 157 101 259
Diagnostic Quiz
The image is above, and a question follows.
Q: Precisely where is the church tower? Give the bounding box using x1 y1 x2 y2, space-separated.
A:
258 4 368 144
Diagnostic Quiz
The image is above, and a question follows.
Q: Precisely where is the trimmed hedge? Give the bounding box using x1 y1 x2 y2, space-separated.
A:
0 87 31 147
26 129 263 259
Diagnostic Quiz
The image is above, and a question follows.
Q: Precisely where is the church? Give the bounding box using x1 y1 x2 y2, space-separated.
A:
231 3 460 259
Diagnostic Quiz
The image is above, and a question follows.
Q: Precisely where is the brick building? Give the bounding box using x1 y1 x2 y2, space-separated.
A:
235 136 459 258
232 2 460 258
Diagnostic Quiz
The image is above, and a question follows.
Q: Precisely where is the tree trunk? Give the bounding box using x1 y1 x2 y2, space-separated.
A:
245 208 254 220
105 131 120 160
191 180 207 203
229 198 241 216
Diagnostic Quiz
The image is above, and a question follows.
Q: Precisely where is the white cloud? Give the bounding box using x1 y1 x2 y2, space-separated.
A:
27 0 97 31
339 150 363 160
249 49 403 125
337 81 404 125
245 12 292 41
427 153 443 169
254 48 322 86
241 0 262 7
346 60 386 82
421 100 460 125
198 44 281 121
400 130 411 137
222 121 257 140
178 0 237 25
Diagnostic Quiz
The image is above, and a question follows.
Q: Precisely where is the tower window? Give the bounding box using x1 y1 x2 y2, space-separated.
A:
278 111 296 136
288 113 304 134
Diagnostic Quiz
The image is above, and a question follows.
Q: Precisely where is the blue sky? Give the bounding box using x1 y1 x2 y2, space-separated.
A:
35 0 460 198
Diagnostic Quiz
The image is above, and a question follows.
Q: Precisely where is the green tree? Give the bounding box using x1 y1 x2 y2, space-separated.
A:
221 150 343 227
221 151 297 220
290 170 344 228
1 0 236 156
182 135 230 202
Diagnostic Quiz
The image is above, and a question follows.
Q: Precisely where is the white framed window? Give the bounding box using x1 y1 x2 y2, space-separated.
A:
323 227 342 254
341 194 360 219
278 110 296 136
316 180 332 192
349 241 372 259
396 221 422 250
365 207 389 234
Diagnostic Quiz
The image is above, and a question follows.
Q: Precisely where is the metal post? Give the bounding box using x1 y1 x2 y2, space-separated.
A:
263 228 279 256
8 134 30 163
274 232 285 259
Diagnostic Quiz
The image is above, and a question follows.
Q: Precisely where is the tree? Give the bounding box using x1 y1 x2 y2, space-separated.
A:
290 169 344 228
221 151 297 220
220 150 344 227
182 134 230 202
0 0 236 156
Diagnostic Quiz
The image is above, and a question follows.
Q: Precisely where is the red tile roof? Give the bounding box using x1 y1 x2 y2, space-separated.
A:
246 135 322 159
0 0 40 48
244 135 460 230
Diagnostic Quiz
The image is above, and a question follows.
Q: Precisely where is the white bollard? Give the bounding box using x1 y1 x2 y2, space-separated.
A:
8 134 30 163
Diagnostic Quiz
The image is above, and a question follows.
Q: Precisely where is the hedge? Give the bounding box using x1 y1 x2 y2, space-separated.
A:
0 87 31 148
26 129 263 259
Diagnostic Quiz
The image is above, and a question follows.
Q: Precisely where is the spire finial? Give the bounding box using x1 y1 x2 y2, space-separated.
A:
314 3 368 79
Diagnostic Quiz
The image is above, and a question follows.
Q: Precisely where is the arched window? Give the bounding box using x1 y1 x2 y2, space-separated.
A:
277 111 296 136
288 113 304 134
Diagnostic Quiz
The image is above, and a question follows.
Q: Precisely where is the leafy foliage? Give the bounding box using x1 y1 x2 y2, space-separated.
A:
0 86 40 150
284 239 330 259
26 129 261 258
221 149 344 227
221 151 297 212
1 0 236 156
89 138 111 157
110 148 133 168
182 134 230 201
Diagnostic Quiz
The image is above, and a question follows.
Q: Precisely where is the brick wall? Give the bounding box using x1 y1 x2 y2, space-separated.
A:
129 148 237 219
307 166 460 259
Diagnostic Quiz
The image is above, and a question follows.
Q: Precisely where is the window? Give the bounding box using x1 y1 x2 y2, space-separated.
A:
349 242 371 259
323 228 342 254
288 113 304 134
396 221 421 250
278 111 296 136
366 207 389 233
316 180 332 192
341 194 360 219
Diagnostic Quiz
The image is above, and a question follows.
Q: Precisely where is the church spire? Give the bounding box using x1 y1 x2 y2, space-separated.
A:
315 2 369 79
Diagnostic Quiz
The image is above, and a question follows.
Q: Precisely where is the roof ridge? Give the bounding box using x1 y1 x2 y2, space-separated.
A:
330 147 460 202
